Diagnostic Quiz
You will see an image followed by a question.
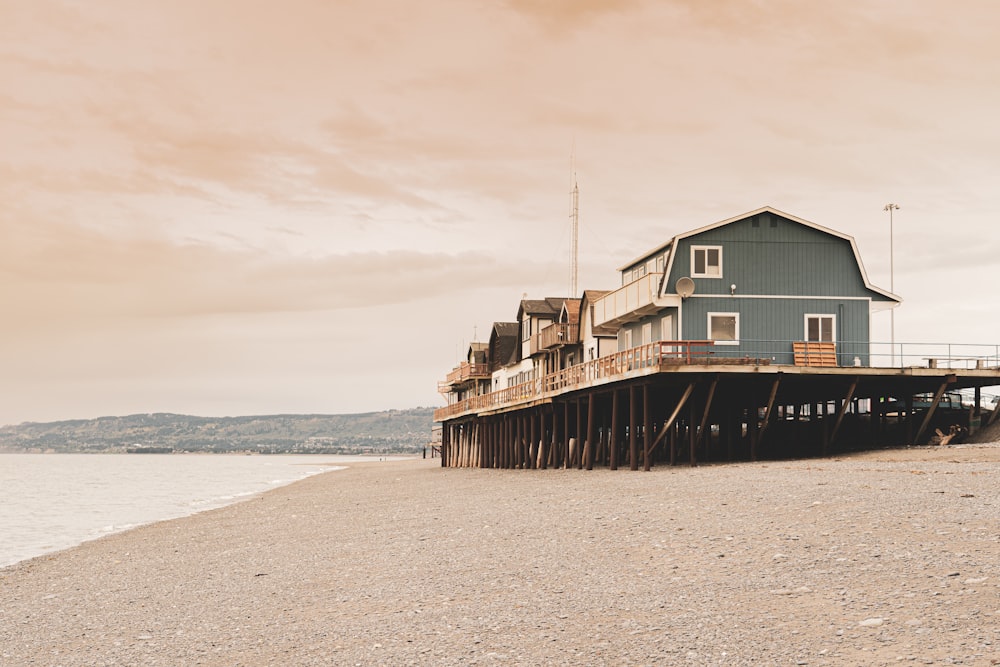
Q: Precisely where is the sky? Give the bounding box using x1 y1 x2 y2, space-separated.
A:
2 0 999 425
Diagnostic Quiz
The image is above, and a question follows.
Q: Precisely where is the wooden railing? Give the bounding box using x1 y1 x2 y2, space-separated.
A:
434 340 715 421
793 341 837 367
530 323 579 354
443 362 490 385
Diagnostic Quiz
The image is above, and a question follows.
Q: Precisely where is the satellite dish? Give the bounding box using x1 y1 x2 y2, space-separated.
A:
675 276 695 299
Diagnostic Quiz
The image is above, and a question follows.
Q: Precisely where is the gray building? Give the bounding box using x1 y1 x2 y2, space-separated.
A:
592 206 900 366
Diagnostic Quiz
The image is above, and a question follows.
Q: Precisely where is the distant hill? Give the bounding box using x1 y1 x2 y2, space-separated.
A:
0 408 436 454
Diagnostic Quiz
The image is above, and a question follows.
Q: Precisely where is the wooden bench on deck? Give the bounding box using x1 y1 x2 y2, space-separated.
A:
793 341 837 367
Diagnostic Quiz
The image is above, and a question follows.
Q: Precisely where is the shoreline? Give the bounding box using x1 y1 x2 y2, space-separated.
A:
0 454 405 570
2 449 999 665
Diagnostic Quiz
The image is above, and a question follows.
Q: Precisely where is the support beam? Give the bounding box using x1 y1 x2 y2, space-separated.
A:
988 393 1000 427
645 381 696 460
695 376 719 453
829 377 859 443
914 376 955 444
756 375 782 442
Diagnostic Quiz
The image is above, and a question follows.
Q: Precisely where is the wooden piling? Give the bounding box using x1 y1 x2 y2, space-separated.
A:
608 389 619 470
629 385 638 471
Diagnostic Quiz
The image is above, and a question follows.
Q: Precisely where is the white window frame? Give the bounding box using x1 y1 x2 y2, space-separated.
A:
641 322 652 345
691 245 723 278
707 312 739 345
623 329 633 350
804 314 836 343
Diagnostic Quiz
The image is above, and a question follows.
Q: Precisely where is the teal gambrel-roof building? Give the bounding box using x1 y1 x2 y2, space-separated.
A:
594 206 901 366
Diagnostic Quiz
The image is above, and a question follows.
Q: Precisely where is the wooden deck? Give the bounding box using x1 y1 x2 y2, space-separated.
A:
436 341 1000 469
436 340 721 421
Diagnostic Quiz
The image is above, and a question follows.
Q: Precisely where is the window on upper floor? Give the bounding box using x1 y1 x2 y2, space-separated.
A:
691 245 722 278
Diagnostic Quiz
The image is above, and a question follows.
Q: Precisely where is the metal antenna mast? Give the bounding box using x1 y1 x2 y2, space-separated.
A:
570 178 579 298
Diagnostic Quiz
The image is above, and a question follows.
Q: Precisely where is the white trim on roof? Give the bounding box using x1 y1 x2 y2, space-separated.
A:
616 241 673 273
658 206 901 304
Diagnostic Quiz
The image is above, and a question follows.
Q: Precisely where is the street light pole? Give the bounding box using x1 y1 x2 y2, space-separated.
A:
884 203 900 366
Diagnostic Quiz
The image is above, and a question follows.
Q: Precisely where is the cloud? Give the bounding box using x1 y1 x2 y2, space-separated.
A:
0 216 556 332
501 0 650 30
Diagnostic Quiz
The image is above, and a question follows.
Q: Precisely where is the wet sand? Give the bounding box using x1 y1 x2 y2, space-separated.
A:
2 446 999 666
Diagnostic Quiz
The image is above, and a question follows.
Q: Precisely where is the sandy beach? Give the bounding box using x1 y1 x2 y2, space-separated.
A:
2 447 999 666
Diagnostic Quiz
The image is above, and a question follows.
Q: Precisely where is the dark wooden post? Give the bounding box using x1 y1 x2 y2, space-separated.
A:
575 397 584 469
610 389 620 471
643 384 653 471
520 412 528 468
509 416 516 469
689 397 698 466
669 418 677 466
563 401 571 469
485 418 492 468
529 409 538 469
904 394 914 444
551 404 561 468
629 385 638 471
723 405 735 462
539 409 548 470
441 422 450 467
586 392 596 470
501 416 509 469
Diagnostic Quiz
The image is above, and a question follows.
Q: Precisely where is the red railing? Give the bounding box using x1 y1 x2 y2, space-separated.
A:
434 340 714 421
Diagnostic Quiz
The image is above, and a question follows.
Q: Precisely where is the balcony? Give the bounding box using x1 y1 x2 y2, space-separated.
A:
529 323 579 355
592 273 668 328
438 362 490 393
434 339 718 421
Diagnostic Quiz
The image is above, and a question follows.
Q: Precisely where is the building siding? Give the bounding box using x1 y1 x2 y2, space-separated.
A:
680 295 871 365
666 213 885 300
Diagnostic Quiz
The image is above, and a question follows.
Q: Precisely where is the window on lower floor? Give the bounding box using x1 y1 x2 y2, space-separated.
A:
708 312 739 345
805 314 835 342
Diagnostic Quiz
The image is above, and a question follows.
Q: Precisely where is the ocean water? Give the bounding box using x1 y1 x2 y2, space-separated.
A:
0 453 378 569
